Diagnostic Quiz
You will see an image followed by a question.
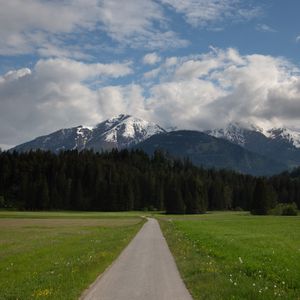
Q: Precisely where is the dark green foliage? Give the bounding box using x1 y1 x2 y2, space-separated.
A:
269 202 298 216
251 179 277 215
0 195 5 208
0 149 299 214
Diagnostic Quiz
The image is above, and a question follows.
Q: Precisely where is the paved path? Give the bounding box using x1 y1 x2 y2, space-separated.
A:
81 218 193 300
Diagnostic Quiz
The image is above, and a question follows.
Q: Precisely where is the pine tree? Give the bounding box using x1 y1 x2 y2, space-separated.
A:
251 179 276 215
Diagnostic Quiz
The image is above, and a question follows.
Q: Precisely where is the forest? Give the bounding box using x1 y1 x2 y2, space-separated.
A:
0 149 299 214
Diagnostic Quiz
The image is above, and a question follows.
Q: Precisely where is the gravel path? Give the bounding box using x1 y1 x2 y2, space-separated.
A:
81 218 193 300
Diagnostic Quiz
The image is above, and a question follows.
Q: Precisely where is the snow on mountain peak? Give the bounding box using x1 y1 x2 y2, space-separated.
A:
207 122 300 149
265 127 300 148
101 115 165 145
207 122 249 146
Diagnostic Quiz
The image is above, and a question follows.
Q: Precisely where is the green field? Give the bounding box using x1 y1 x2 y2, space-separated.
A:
159 212 300 300
0 211 144 300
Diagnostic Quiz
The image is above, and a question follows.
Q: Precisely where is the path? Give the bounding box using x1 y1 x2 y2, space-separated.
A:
81 218 193 300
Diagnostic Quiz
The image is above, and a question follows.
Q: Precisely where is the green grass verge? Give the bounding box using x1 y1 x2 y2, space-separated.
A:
0 211 144 300
159 212 300 300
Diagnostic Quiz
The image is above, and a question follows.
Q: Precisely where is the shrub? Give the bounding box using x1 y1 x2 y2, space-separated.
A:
269 202 298 216
234 207 244 211
282 203 298 216
0 195 5 208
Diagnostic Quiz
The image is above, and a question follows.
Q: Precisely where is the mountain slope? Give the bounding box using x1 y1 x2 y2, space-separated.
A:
134 130 287 176
86 114 165 150
11 114 165 153
206 123 300 169
11 126 93 153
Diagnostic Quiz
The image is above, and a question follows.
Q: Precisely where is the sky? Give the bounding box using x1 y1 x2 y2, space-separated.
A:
1 0 300 149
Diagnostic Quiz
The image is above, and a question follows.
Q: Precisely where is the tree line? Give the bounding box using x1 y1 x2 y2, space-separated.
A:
0 150 299 214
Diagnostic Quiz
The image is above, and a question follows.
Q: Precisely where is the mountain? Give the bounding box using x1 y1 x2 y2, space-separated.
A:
11 125 93 153
134 130 287 176
86 114 165 150
206 123 300 169
10 116 293 175
11 114 166 153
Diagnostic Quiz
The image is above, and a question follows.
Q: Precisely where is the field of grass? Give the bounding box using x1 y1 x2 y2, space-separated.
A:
159 212 300 300
0 211 144 300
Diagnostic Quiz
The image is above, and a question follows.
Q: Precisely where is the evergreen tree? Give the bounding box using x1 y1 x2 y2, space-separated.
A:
251 179 276 215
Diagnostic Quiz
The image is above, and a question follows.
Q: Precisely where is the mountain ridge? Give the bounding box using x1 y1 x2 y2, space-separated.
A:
206 122 300 169
11 114 165 153
10 115 300 175
133 130 287 176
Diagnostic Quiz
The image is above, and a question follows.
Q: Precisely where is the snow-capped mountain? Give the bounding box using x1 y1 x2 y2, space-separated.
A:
11 114 166 153
10 116 300 173
207 122 253 147
86 114 166 150
265 128 300 149
207 122 300 149
206 123 300 169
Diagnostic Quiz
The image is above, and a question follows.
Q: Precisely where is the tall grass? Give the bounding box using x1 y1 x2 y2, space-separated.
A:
159 212 300 299
0 212 144 299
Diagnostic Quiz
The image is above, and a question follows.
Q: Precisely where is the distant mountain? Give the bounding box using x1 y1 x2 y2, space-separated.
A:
206 123 300 169
11 125 93 153
11 114 165 153
11 116 296 175
134 130 287 176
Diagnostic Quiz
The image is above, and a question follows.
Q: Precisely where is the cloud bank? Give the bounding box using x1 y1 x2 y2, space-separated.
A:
1 48 300 147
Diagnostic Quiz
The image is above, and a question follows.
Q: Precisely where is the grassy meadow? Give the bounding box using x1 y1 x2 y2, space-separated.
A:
159 212 300 300
0 211 144 300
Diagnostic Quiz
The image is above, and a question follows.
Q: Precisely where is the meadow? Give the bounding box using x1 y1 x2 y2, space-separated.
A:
159 212 300 300
0 211 144 300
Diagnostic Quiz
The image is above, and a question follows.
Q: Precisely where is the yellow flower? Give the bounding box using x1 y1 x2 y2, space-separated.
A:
32 288 53 297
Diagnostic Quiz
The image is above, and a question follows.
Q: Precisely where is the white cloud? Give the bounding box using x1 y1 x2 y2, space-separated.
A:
296 35 300 43
0 0 188 56
143 53 162 65
256 24 277 33
96 84 149 119
0 0 100 56
0 58 133 146
95 0 188 49
160 0 261 28
34 58 132 82
144 68 161 79
146 48 300 130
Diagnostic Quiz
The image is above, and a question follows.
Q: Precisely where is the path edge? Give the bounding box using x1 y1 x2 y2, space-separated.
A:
79 216 147 300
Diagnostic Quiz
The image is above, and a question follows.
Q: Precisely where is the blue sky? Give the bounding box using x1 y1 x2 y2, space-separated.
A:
1 0 300 148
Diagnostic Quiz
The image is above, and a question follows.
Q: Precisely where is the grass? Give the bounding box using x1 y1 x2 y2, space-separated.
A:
158 212 300 300
0 211 144 300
